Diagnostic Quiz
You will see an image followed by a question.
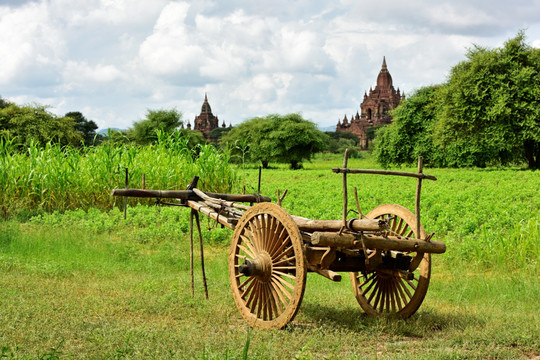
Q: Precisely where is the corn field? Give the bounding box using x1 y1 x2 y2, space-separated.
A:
0 132 237 219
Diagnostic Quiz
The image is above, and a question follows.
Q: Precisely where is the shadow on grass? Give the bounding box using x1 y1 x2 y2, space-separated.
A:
296 302 483 338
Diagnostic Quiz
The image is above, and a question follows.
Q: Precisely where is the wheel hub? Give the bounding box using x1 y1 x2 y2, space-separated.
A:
238 252 273 282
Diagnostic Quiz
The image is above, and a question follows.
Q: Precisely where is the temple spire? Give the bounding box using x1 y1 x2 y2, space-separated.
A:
382 56 387 71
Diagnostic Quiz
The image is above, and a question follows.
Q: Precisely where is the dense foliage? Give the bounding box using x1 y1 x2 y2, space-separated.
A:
222 113 328 169
375 32 540 168
128 108 183 145
65 111 100 146
324 131 362 157
0 101 82 147
373 86 441 167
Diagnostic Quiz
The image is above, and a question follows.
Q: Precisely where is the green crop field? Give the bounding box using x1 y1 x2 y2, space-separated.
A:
0 152 539 359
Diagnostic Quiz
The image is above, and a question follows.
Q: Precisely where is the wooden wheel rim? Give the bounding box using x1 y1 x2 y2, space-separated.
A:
229 203 306 329
350 204 431 318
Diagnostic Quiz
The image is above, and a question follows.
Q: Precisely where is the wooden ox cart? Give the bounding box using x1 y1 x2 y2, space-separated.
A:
113 152 446 329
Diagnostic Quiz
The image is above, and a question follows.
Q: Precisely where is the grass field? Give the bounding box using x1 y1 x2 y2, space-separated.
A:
1 153 539 359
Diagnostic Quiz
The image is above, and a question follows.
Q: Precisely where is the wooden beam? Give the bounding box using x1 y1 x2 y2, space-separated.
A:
112 188 271 203
332 167 437 181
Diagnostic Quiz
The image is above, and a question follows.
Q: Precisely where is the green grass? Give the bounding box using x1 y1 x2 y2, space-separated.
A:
1 153 539 358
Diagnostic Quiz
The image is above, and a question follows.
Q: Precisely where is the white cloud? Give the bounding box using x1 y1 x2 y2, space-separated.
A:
0 2 65 85
62 61 125 90
1 0 539 130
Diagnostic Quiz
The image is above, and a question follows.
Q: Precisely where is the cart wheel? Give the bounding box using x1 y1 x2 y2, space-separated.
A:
350 204 431 318
229 202 306 329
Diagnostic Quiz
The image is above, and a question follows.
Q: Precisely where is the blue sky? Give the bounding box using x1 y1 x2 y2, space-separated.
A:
1 0 539 130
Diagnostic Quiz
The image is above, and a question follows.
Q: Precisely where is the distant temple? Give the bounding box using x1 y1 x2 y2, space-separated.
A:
336 57 404 148
185 94 227 139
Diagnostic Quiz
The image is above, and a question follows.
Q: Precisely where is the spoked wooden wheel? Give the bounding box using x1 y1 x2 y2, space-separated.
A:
229 203 306 329
350 204 431 318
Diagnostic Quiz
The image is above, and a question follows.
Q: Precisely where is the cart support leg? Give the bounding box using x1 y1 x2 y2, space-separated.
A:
194 210 209 299
189 210 195 297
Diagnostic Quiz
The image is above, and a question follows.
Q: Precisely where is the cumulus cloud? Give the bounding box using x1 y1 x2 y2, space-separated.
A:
0 2 64 85
1 0 539 129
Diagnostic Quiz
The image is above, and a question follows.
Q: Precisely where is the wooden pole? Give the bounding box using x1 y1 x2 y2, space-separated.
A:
123 168 128 220
310 231 446 254
189 210 194 297
112 188 271 203
290 215 386 232
415 156 423 240
194 211 209 299
257 166 262 195
342 149 350 229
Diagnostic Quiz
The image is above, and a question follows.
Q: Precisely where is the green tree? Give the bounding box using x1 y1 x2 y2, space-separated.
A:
373 31 540 168
267 113 328 169
129 108 183 145
222 114 327 169
65 111 100 146
221 116 275 168
373 85 441 167
0 96 10 109
0 102 82 147
436 31 540 168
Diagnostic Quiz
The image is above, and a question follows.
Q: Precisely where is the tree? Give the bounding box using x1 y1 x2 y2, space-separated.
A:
221 116 275 168
221 113 327 169
436 31 540 168
269 113 328 169
0 102 82 147
373 31 540 168
373 85 442 167
325 131 361 156
65 111 99 146
0 96 10 109
129 108 183 145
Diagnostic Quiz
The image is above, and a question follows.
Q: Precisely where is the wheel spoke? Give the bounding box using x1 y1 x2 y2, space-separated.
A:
358 272 376 289
367 280 380 303
395 218 404 236
251 218 263 250
244 227 260 251
238 276 255 291
239 235 257 257
396 277 413 301
273 270 296 280
271 277 293 301
273 244 294 263
389 280 397 313
272 255 296 267
245 281 260 309
361 274 378 295
267 223 286 256
265 283 277 320
394 278 407 310
406 279 417 291
372 281 383 311
389 280 396 313
241 276 258 299
237 243 255 259
270 280 288 309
